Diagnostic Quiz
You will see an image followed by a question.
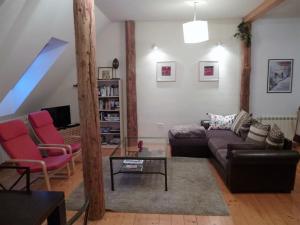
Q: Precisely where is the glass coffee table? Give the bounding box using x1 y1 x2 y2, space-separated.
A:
109 137 168 191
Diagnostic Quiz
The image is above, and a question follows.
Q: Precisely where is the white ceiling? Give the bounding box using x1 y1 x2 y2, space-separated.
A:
95 0 264 21
265 0 300 18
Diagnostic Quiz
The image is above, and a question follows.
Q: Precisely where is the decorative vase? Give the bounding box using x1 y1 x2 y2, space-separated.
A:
112 58 119 69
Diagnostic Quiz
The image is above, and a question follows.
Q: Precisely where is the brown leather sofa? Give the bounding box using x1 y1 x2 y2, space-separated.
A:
169 129 300 193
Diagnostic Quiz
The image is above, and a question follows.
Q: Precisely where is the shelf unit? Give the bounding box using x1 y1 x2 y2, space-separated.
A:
98 78 123 148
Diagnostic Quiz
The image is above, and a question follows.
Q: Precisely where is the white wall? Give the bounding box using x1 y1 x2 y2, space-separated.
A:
251 18 300 117
136 20 241 137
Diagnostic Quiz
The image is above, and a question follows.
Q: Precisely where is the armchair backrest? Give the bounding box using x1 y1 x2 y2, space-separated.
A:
28 111 64 144
0 119 42 161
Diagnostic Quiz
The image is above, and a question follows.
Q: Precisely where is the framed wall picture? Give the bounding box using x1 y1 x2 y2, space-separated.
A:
199 61 219 82
98 67 113 80
267 59 293 93
156 61 176 82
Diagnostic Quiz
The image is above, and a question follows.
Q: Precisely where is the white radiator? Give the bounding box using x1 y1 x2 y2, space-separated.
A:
256 116 297 140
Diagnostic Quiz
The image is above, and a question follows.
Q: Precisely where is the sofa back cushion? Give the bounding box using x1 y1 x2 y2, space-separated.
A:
238 116 253 140
231 110 250 135
266 124 285 150
246 122 270 144
208 113 236 130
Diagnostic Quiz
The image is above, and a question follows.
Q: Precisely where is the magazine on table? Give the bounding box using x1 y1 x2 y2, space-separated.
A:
121 164 143 172
123 159 144 165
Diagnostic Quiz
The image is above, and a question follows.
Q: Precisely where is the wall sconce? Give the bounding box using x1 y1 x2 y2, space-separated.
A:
152 44 158 50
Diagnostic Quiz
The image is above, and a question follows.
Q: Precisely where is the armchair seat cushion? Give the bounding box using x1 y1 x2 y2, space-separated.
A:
28 154 72 173
46 143 81 156
71 143 81 153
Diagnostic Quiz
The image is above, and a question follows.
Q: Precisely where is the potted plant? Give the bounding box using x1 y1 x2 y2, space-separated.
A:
234 21 251 47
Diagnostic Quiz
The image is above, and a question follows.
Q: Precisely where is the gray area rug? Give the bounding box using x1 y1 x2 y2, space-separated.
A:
66 157 229 215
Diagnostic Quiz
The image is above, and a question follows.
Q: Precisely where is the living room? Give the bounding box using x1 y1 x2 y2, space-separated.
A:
0 0 300 225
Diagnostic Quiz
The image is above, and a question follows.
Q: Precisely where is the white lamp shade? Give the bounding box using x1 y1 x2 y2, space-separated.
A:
183 20 209 43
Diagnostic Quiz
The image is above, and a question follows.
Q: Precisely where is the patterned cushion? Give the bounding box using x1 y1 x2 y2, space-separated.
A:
266 124 284 149
246 121 271 144
238 116 253 140
208 113 236 130
231 110 249 135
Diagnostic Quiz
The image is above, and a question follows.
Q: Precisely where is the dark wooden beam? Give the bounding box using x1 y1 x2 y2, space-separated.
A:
240 26 251 112
73 0 105 220
125 21 138 145
244 0 285 22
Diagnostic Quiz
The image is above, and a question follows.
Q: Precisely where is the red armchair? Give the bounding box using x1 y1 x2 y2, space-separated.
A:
28 111 81 169
0 119 72 191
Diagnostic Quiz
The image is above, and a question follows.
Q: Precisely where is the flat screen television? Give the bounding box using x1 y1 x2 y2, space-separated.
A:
41 105 71 128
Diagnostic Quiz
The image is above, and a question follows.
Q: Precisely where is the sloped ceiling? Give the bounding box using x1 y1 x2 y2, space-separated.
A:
0 0 110 121
95 0 264 21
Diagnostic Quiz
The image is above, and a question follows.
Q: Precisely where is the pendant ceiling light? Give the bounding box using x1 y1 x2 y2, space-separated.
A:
183 1 209 43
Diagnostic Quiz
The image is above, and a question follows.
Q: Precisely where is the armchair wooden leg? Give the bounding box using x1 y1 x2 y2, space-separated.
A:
71 158 76 172
66 163 71 177
42 167 51 191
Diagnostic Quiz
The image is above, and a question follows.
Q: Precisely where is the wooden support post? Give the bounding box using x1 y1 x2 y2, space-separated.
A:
240 24 251 112
73 0 105 220
125 21 138 146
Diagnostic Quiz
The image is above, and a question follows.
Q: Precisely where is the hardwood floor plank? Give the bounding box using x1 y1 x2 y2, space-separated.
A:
159 214 172 225
183 215 197 225
121 213 136 225
208 216 233 225
171 215 185 225
196 216 212 225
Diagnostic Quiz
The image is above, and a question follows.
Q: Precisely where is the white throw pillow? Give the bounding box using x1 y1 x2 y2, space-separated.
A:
208 113 237 130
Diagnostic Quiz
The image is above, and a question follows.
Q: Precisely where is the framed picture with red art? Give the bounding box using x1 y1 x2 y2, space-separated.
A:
199 61 219 82
156 61 176 82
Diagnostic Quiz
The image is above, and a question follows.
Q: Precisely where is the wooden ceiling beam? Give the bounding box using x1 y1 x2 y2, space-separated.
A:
244 0 285 22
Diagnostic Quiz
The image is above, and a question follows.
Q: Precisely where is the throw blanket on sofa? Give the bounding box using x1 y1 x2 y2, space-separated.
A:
170 124 206 139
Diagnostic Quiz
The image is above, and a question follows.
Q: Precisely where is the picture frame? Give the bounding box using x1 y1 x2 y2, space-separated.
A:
267 59 293 93
156 61 176 82
98 67 113 80
199 61 219 82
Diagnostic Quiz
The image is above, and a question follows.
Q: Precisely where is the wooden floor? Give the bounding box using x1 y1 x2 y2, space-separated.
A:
31 148 300 225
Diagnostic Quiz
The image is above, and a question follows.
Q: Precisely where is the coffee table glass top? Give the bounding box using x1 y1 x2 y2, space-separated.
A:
110 137 168 159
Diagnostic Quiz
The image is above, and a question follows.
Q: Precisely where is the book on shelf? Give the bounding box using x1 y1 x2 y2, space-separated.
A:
100 112 120 121
99 99 120 110
99 85 119 97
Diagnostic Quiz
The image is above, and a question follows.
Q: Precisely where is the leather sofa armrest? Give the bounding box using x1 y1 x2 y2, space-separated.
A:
227 143 266 151
227 150 300 165
226 143 265 159
284 138 293 150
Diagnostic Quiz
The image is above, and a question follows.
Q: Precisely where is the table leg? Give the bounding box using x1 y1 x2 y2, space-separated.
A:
110 158 115 191
164 159 168 191
47 200 67 225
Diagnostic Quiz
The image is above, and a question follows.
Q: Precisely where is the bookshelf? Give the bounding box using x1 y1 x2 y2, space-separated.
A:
97 78 123 148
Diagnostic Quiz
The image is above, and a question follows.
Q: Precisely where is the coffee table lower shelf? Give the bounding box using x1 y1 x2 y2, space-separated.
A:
109 158 168 191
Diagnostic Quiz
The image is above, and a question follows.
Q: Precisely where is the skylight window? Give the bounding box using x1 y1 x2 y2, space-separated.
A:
0 37 68 117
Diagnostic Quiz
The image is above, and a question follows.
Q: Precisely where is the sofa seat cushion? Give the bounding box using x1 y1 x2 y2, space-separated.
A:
208 135 244 157
206 130 242 139
215 149 228 169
